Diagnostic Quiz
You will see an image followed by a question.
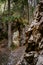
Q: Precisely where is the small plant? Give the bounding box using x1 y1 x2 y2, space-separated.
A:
10 43 17 50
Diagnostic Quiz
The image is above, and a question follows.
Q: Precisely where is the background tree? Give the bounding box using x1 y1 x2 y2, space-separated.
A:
0 0 40 48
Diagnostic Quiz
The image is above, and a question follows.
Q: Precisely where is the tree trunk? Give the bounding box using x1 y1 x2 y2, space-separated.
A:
28 0 30 24
27 2 29 23
8 21 12 48
8 0 12 48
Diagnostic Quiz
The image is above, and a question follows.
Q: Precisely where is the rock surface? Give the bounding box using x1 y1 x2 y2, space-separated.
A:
12 30 20 46
17 1 43 65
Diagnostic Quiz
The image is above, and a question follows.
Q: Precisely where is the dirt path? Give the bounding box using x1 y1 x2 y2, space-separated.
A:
7 46 26 65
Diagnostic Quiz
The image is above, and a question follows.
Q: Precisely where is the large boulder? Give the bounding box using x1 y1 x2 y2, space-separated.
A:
12 30 20 47
18 1 43 65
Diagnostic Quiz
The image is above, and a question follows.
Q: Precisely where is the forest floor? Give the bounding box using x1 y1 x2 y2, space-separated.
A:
0 45 26 65
7 46 26 65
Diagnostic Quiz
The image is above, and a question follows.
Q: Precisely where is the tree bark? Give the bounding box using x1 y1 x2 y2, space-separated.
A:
28 1 29 23
8 0 12 48
8 21 12 48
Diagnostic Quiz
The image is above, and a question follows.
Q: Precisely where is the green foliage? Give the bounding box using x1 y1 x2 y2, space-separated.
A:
2 15 14 22
10 43 17 50
22 0 28 5
1 11 21 23
0 0 5 3
36 0 39 4
0 0 28 23
0 0 38 24
13 0 18 2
